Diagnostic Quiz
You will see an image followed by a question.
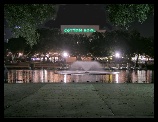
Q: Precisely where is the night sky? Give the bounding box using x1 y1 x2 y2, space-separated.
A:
4 4 154 42
44 4 112 30
128 14 154 37
44 4 154 37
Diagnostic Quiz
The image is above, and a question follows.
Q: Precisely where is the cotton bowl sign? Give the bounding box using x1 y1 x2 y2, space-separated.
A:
61 25 104 36
64 28 96 33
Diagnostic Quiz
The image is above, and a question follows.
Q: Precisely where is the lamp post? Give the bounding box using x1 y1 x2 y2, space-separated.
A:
62 51 69 83
62 51 68 69
115 52 120 69
115 52 120 58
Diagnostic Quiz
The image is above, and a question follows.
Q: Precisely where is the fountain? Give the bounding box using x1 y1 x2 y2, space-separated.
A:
57 61 119 83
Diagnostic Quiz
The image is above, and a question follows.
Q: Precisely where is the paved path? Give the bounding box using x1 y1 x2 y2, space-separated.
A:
4 83 154 118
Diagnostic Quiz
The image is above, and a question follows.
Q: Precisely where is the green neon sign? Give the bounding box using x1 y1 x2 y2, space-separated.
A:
64 28 96 33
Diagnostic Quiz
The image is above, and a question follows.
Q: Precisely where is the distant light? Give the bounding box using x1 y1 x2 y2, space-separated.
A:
15 26 21 29
63 52 68 57
46 54 49 57
64 74 67 83
116 74 118 83
19 53 23 57
115 53 120 58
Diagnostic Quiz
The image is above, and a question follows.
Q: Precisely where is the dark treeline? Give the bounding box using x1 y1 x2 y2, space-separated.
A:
4 28 154 65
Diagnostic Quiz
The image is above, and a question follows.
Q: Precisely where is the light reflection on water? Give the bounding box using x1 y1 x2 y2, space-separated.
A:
7 70 154 83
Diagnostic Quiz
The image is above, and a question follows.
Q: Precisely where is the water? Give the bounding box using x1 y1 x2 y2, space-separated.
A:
6 69 154 83
57 61 120 83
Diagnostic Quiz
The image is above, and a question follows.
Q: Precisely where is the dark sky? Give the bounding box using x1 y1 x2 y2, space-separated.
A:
4 4 154 42
44 4 154 37
128 14 154 37
44 4 112 30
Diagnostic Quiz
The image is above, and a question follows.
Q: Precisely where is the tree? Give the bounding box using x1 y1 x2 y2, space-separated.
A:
7 37 27 62
4 42 8 56
140 36 154 60
128 29 144 67
146 36 154 58
4 4 154 48
89 32 105 57
4 4 56 47
105 4 154 29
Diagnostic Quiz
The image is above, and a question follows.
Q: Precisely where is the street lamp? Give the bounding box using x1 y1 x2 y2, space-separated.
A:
62 51 69 69
115 52 120 58
63 52 68 57
115 52 120 69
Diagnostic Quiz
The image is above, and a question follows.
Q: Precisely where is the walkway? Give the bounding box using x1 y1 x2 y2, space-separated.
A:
4 83 154 118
